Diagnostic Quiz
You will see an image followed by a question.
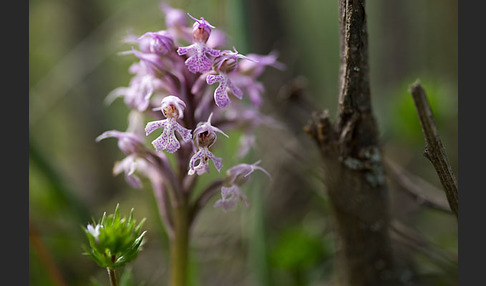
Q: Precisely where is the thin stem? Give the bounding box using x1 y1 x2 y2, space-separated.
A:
107 268 118 286
410 81 458 218
169 200 190 286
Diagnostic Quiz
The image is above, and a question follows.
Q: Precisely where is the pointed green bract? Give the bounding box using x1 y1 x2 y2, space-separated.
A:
82 204 147 269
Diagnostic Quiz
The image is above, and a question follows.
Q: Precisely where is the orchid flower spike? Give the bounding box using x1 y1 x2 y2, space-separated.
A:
145 96 192 153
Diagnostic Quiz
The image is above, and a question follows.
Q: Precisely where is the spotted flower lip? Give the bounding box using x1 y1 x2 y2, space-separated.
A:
205 48 255 107
145 96 192 153
177 42 221 74
188 147 223 175
213 185 247 211
206 73 242 107
177 13 220 73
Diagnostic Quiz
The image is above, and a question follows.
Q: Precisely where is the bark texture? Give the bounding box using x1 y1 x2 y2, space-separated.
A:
305 0 399 285
410 81 458 218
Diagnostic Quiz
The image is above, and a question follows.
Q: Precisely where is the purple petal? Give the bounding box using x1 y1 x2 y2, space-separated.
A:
184 55 200 73
206 74 224 85
152 124 180 153
174 123 192 142
145 120 167 135
183 44 214 73
227 79 243 99
214 198 237 211
96 130 123 142
125 171 143 189
214 80 230 107
204 46 221 57
177 45 193 56
188 150 206 175
207 151 223 172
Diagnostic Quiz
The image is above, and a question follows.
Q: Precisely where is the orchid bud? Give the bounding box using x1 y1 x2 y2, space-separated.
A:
188 13 215 43
139 31 174 55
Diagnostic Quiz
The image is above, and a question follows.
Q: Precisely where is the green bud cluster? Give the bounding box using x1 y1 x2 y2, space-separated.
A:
82 204 147 269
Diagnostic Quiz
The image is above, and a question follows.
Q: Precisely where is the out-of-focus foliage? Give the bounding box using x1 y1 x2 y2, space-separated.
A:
29 0 457 285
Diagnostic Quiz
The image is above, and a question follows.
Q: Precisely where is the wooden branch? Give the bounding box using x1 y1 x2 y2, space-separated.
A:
410 81 458 218
304 1 399 285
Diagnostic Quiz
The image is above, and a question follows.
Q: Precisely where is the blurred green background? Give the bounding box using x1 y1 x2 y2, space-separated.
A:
29 0 457 285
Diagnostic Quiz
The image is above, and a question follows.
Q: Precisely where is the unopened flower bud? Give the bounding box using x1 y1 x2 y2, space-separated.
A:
187 13 215 43
138 31 174 55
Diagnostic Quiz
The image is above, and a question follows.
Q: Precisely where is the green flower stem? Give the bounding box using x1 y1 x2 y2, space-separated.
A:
169 200 190 286
107 267 118 286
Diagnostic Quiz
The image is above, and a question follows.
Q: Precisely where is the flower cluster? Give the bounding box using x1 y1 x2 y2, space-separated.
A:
98 2 283 218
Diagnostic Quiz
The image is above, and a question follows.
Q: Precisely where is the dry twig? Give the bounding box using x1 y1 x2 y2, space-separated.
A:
410 81 458 218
